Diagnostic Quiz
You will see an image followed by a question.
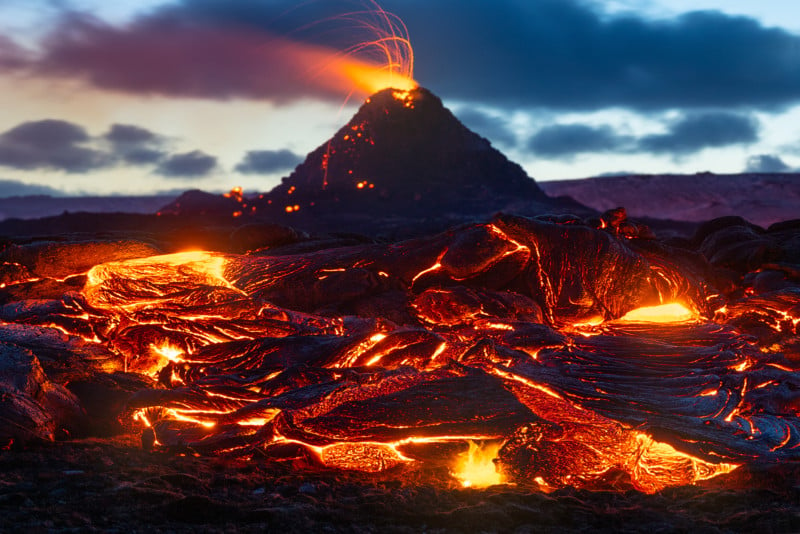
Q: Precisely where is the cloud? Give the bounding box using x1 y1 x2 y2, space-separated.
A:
156 150 217 177
391 0 800 111
745 154 791 173
28 6 395 103
5 119 89 148
0 35 29 70
455 108 518 147
0 119 111 172
6 0 797 111
527 112 758 158
0 179 64 197
104 123 160 146
122 148 165 165
639 112 758 154
0 119 215 176
103 123 166 165
235 149 303 174
528 124 629 157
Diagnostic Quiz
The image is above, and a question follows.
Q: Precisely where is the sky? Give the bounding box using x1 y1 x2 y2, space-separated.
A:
1 0 800 196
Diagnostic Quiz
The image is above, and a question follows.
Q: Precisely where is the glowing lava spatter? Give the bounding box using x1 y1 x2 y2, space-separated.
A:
302 0 416 97
453 441 505 488
308 0 417 189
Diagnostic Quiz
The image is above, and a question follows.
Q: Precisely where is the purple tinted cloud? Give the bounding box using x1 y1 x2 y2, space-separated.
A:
0 119 111 172
156 150 217 177
235 149 303 174
2 0 796 111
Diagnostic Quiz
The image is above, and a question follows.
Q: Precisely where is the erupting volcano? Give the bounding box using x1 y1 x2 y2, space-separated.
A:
2 1 800 530
161 86 579 236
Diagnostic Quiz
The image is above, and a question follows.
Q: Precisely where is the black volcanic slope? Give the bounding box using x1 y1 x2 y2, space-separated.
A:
160 87 585 235
265 87 548 214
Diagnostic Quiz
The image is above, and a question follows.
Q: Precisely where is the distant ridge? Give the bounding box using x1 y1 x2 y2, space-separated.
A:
0 195 175 222
540 173 800 228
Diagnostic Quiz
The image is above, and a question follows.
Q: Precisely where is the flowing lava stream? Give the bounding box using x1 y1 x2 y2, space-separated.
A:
56 211 799 494
4 1 798 497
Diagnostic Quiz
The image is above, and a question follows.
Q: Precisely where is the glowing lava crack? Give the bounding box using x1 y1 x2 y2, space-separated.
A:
56 214 799 493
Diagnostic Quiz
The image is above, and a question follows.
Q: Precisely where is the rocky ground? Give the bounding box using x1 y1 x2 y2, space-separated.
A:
2 436 800 533
1 204 799 532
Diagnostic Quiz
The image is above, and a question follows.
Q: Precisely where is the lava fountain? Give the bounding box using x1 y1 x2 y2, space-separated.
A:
298 0 417 97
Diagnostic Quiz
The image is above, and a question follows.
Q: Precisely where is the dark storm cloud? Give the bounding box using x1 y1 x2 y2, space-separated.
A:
393 0 800 110
745 154 792 173
156 150 217 177
528 124 630 157
235 149 303 174
455 108 518 148
639 112 758 154
12 0 800 110
0 119 111 172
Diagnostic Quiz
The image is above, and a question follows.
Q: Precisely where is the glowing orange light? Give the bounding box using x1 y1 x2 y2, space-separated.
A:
452 441 504 488
617 303 696 323
306 0 416 96
84 251 237 309
152 342 185 365
632 433 739 492
223 186 243 201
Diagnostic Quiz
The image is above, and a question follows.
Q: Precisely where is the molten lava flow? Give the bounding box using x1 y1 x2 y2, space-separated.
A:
631 433 739 493
617 302 695 323
38 216 797 493
84 250 236 309
146 342 185 377
452 441 504 488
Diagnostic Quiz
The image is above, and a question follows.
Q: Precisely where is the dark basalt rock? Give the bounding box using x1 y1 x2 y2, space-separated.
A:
269 87 547 206
1 167 800 498
229 223 307 253
157 189 242 217
0 239 161 280
0 342 84 444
